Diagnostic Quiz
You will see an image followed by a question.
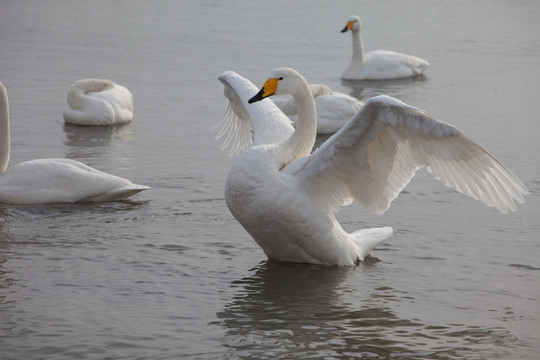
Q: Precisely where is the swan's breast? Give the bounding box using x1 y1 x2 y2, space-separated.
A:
225 147 277 211
224 146 343 263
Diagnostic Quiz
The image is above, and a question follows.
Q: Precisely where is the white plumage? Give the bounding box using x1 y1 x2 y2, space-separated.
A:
0 81 148 204
272 84 363 134
63 79 134 126
217 68 527 266
341 15 430 80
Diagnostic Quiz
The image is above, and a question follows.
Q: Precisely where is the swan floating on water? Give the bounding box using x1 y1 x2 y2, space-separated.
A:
0 81 149 204
341 15 430 80
217 68 528 266
63 79 134 126
272 84 363 134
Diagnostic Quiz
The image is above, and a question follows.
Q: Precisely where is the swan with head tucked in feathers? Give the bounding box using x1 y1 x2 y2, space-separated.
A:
217 67 527 266
63 79 133 126
341 15 430 80
0 81 149 204
272 83 363 134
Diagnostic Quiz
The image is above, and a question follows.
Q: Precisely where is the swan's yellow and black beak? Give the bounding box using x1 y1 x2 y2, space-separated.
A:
248 78 280 104
340 21 353 33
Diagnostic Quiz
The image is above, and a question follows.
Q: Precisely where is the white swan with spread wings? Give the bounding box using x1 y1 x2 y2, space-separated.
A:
217 68 527 265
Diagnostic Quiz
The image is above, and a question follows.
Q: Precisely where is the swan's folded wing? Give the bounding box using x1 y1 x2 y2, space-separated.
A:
282 95 528 215
0 159 148 203
216 71 294 156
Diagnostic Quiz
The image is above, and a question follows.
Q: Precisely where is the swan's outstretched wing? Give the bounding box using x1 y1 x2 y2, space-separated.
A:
282 95 528 215
215 71 294 156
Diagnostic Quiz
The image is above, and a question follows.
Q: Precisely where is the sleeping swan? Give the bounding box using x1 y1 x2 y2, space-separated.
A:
341 15 430 80
63 79 134 126
217 68 527 266
0 81 149 204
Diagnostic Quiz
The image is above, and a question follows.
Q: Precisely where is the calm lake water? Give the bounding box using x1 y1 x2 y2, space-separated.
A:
1 1 539 359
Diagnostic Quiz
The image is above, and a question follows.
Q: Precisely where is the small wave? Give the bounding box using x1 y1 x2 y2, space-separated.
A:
509 263 540 271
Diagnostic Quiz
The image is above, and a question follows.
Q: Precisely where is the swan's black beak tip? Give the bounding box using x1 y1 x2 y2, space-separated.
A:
248 87 265 104
340 25 348 33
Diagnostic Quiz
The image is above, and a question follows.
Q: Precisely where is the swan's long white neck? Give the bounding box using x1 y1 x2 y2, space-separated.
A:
280 78 317 163
66 79 114 110
351 28 365 67
0 82 10 174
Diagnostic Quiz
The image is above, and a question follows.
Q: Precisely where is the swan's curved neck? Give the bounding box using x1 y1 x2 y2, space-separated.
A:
66 79 113 110
67 88 102 110
0 83 10 174
351 29 365 66
281 79 317 162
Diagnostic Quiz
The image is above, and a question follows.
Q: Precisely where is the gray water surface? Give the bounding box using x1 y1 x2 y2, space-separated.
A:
1 1 539 359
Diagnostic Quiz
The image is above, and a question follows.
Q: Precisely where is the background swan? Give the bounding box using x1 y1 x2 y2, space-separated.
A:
341 15 430 80
0 81 149 204
272 84 363 134
218 68 527 266
63 79 134 126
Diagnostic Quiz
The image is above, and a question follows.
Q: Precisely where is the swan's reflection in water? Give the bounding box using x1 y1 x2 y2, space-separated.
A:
214 260 520 359
0 220 18 334
62 123 134 162
214 260 414 359
341 75 429 102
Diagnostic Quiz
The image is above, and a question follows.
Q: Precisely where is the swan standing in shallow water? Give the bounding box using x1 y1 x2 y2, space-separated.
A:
63 79 133 126
272 84 363 134
218 68 527 266
0 81 149 204
341 15 430 80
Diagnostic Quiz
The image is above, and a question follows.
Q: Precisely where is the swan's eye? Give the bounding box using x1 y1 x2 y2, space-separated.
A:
279 77 283 80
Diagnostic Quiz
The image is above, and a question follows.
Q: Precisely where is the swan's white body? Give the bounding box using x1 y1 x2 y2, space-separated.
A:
272 84 363 134
0 81 149 204
217 68 528 266
63 79 134 126
341 15 430 80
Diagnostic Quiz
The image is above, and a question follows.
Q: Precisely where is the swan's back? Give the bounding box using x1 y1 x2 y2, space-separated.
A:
0 158 149 204
362 50 431 80
90 84 134 123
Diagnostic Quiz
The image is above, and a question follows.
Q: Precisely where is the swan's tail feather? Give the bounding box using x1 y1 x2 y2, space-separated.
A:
352 226 393 260
78 185 150 202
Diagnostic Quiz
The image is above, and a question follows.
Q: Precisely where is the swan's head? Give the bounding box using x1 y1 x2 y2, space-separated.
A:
341 15 361 33
248 67 304 103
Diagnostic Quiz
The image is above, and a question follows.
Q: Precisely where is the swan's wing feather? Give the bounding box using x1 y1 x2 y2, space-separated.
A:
91 85 133 109
216 71 294 156
283 95 528 215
